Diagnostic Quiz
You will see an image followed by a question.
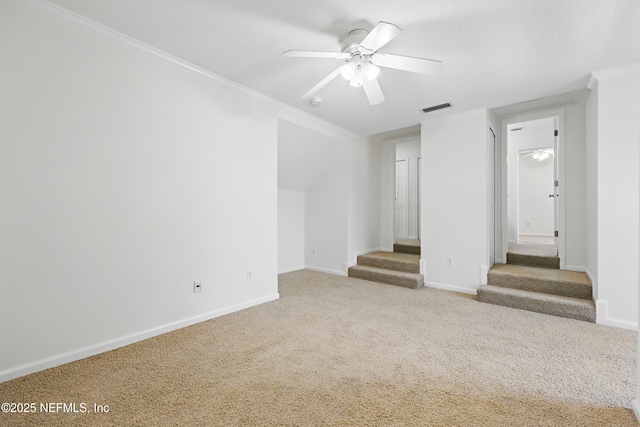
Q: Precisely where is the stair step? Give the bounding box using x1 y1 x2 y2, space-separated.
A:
507 245 559 269
488 264 592 300
477 285 596 323
348 265 423 290
393 239 420 255
357 251 420 274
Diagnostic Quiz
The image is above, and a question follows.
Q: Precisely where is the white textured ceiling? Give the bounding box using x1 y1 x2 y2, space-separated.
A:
44 0 640 137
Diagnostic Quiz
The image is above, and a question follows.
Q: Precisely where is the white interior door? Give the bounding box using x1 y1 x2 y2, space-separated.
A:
417 156 421 241
395 159 409 239
553 124 559 255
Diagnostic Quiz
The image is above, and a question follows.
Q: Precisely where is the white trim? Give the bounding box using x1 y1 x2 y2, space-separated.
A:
589 62 640 87
479 266 489 285
425 281 478 296
420 258 426 275
499 108 566 270
518 233 555 238
305 265 347 277
564 265 585 273
584 267 595 285
0 293 279 383
595 300 638 331
278 266 306 274
13 0 359 143
380 246 394 253
632 399 640 423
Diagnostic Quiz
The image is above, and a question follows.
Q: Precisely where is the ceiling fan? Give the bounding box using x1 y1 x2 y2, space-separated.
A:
284 21 442 105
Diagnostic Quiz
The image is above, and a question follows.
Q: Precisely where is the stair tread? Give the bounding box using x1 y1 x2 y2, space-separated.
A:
348 265 423 289
490 264 590 285
479 284 594 306
359 251 420 263
488 264 591 299
477 285 595 323
349 264 422 278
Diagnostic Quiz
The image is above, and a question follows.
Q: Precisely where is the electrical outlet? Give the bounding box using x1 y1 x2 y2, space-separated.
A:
247 271 253 281
193 281 202 293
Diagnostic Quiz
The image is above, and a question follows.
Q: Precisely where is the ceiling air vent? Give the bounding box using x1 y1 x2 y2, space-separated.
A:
422 102 451 113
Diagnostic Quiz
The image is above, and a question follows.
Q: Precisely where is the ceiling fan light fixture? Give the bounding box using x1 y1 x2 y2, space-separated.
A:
341 62 357 80
365 63 380 80
350 66 363 87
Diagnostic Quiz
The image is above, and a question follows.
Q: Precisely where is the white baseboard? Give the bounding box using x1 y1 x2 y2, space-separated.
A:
425 281 478 296
595 299 638 331
564 265 585 272
278 265 305 274
380 246 393 252
633 399 640 423
305 265 347 277
0 293 280 384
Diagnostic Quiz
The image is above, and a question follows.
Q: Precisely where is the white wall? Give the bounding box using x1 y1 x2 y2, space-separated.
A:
347 139 381 264
589 67 640 329
636 83 640 422
305 151 349 275
278 190 305 273
585 85 599 297
563 101 587 270
421 109 490 294
0 0 285 381
396 139 421 239
277 119 355 274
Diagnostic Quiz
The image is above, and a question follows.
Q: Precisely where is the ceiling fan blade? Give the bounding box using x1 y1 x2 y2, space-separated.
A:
359 21 402 53
301 65 346 99
284 50 350 59
362 77 385 105
372 53 442 75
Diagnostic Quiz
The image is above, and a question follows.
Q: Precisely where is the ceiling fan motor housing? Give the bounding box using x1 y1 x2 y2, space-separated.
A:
341 29 368 54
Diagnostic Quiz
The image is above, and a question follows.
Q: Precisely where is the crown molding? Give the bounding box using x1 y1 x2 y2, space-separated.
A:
587 62 640 89
12 0 360 141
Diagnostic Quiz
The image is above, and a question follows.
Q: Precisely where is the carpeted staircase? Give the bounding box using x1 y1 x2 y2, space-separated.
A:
477 244 596 322
348 239 424 289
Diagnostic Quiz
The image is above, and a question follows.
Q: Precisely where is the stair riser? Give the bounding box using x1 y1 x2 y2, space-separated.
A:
477 287 596 323
488 275 591 300
507 253 559 269
357 256 419 274
393 244 420 255
348 268 423 290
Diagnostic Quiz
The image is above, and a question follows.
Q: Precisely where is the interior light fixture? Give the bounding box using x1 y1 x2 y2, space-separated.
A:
365 63 380 80
341 62 356 80
532 150 551 161
350 66 363 87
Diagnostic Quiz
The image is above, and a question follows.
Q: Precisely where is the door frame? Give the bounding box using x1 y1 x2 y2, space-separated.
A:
499 109 566 268
395 158 410 239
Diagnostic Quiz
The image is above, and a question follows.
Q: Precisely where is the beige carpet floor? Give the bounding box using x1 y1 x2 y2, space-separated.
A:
0 269 637 426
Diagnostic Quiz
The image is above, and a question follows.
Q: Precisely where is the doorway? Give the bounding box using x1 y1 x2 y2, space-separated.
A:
501 110 565 267
394 138 421 242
